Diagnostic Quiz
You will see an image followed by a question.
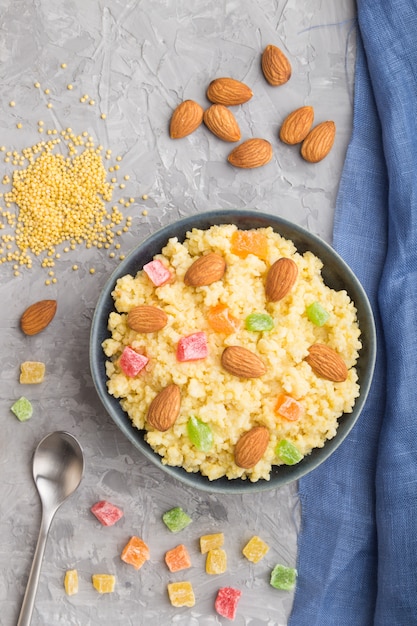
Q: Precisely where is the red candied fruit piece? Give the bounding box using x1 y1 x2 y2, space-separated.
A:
177 331 208 362
119 346 149 377
230 230 268 260
215 587 242 621
91 500 124 526
207 303 241 335
143 259 171 286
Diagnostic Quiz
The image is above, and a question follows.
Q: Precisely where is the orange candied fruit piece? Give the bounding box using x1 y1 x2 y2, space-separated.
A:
121 536 150 570
275 393 304 422
207 304 241 335
230 230 269 260
165 544 192 573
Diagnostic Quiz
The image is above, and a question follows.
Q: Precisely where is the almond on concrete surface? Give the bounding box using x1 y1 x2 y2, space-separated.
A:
184 252 226 287
206 77 253 106
304 343 348 382
146 384 181 431
279 106 314 145
20 299 57 335
227 138 273 169
203 104 241 142
261 44 292 86
265 257 298 302
221 345 266 378
234 426 270 468
301 121 336 163
169 100 204 139
127 305 168 333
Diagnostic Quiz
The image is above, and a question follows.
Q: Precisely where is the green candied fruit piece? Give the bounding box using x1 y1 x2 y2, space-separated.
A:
270 564 297 590
245 313 274 332
306 301 330 327
187 415 213 452
275 439 304 465
162 507 192 533
11 396 33 422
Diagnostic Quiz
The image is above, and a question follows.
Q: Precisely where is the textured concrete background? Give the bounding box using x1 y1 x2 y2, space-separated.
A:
0 1 355 624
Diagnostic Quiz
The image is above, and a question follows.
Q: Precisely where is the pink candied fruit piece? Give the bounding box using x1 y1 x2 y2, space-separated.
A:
143 259 171 286
119 346 149 377
177 331 208 362
215 587 242 621
91 500 124 526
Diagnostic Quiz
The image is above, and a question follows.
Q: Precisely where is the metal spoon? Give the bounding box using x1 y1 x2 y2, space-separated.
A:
17 431 84 626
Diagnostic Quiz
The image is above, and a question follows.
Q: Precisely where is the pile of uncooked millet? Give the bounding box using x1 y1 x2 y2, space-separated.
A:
0 69 147 284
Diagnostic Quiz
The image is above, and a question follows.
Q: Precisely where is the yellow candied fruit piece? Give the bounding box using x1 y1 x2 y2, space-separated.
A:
92 574 115 593
20 361 45 384
205 548 227 575
242 535 270 563
167 581 195 608
200 532 224 554
64 569 78 595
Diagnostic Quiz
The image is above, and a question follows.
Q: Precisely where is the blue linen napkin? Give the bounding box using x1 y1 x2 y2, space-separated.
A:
289 1 417 624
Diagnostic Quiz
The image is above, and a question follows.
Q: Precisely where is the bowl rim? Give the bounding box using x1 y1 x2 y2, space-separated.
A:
90 208 376 494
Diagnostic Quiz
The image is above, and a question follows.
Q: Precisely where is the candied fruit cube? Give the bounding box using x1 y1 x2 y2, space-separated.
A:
274 394 304 422
165 544 192 572
242 535 269 563
162 507 192 533
121 536 150 570
91 500 124 526
306 301 330 326
176 331 208 361
119 346 149 377
64 569 78 596
167 581 195 607
143 259 171 286
187 415 213 452
206 548 227 575
200 532 224 554
207 304 240 334
92 574 116 593
245 313 274 332
19 361 45 384
11 396 33 421
275 439 304 465
270 564 297 590
230 230 268 260
215 587 242 621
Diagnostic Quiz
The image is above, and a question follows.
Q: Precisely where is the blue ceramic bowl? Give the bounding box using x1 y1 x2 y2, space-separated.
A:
90 209 376 494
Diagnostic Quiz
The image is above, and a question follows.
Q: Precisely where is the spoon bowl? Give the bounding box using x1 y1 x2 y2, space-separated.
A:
17 431 84 626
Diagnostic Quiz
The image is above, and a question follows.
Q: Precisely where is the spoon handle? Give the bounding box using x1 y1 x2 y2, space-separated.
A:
17 509 54 626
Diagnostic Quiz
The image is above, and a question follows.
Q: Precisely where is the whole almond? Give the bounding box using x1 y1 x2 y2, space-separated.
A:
20 300 57 335
261 44 292 86
234 426 270 468
304 343 348 382
203 104 241 142
127 305 168 333
265 257 298 301
221 346 266 378
169 100 204 139
184 252 226 287
146 384 181 431
279 106 314 145
227 138 273 169
301 121 336 163
206 77 253 106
